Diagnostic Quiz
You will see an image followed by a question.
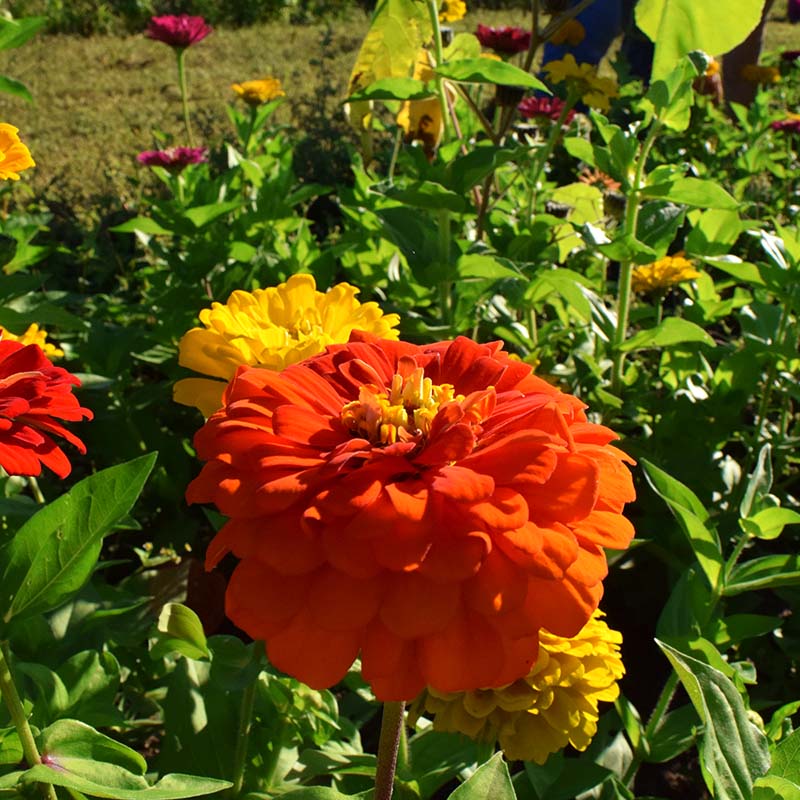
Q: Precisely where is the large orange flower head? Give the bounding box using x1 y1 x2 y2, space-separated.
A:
187 335 635 701
0 340 92 478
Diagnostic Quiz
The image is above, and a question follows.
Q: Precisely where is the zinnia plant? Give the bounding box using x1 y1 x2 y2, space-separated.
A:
631 254 700 294
174 274 400 417
438 0 466 23
543 54 619 111
145 15 211 145
518 95 575 124
771 113 800 133
0 340 92 478
231 77 286 107
187 334 635 701
408 610 624 764
0 323 64 360
0 123 35 181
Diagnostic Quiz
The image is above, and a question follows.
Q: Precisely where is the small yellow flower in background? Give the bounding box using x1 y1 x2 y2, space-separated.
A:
631 254 700 294
409 611 624 764
549 18 585 47
543 54 618 111
705 58 721 78
740 64 780 84
0 323 64 359
174 274 401 417
0 124 35 181
231 77 285 107
439 0 466 22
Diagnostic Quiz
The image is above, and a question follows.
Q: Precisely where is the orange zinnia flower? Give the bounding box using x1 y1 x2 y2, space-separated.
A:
187 335 635 701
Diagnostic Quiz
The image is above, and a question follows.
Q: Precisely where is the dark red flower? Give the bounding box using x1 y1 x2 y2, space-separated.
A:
137 147 208 171
790 0 800 24
187 334 635 701
0 341 92 478
518 95 575 124
771 116 800 133
476 25 532 56
145 15 212 49
781 50 800 62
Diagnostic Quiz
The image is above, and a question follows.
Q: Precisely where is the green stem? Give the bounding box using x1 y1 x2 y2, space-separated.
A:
243 105 258 158
426 0 451 141
175 48 194 146
226 678 258 799
375 702 405 800
438 208 453 328
610 120 661 395
0 644 57 800
387 128 403 184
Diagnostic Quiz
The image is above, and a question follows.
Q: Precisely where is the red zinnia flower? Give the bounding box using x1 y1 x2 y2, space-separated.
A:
771 115 800 133
781 50 800 62
145 15 212 49
187 335 635 701
476 25 532 56
0 341 92 478
518 96 575 124
137 147 208 171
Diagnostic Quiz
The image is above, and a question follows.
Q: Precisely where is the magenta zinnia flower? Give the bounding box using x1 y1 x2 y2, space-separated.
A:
476 25 531 56
518 96 575 124
771 115 800 133
145 15 212 48
781 50 800 62
137 147 208 171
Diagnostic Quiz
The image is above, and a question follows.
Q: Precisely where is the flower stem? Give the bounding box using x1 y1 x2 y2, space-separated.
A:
27 476 45 504
375 701 405 800
426 0 451 141
226 678 257 799
610 120 661 394
0 643 57 800
437 208 453 329
243 106 258 158
175 48 194 146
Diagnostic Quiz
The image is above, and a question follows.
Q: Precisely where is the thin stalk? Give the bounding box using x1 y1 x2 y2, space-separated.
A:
27 476 45 504
375 702 405 800
387 128 403 184
455 84 498 144
426 0 451 141
175 48 194 146
610 121 661 394
226 679 258 799
438 208 453 328
243 105 258 158
0 644 58 800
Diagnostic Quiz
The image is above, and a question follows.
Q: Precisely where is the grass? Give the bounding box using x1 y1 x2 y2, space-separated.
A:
0 3 795 214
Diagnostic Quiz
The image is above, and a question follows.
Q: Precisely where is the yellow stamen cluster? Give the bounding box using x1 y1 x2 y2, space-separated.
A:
341 367 459 445
409 611 624 764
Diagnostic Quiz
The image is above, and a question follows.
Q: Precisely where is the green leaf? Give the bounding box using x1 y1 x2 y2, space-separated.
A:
386 180 466 213
643 177 739 210
182 201 241 229
0 17 46 51
637 202 686 256
38 719 146 776
0 75 32 102
686 209 743 257
277 789 370 799
620 317 714 352
724 555 800 596
347 76 433 101
446 145 521 195
741 508 800 541
22 766 230 800
642 460 722 591
739 444 773 519
754 776 800 800
646 705 700 764
0 453 157 625
150 603 210 661
456 254 521 281
658 640 770 799
598 234 657 263
436 58 549 91
450 753 515 800
110 217 173 235
635 0 767 81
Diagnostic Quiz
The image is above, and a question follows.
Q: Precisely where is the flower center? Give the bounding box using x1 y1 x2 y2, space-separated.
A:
341 367 460 446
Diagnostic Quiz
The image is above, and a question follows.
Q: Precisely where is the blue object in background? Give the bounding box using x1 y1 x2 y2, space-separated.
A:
542 0 624 66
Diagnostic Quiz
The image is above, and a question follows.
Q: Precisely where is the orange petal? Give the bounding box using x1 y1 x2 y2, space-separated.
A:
306 567 382 631
361 621 426 701
572 509 635 550
418 530 490 582
522 452 598 524
429 465 494 501
464 547 527 616
271 405 343 448
379 572 460 638
466 487 529 532
266 607 360 689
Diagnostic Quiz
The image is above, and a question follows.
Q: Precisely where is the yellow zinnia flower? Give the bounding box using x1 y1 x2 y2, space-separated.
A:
231 77 286 107
174 274 401 417
631 254 700 294
439 0 466 22
408 611 624 764
543 54 618 111
705 58 721 78
0 124 35 181
0 323 64 359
